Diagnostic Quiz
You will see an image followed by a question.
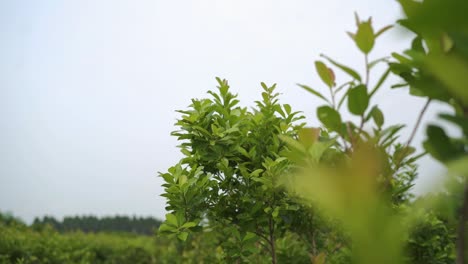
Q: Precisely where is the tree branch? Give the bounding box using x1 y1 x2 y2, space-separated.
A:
457 181 468 264
406 98 431 147
457 106 468 264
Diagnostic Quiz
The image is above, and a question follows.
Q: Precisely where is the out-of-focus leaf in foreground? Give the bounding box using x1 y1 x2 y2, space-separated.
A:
282 142 406 264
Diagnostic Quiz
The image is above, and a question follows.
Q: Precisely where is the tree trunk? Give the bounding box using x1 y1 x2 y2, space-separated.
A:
269 217 277 264
457 181 468 264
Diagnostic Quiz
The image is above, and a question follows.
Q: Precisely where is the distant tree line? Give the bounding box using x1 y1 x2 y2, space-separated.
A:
32 215 161 236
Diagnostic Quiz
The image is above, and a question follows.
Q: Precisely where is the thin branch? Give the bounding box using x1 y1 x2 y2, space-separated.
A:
254 230 270 243
346 122 356 150
330 88 336 109
357 116 365 143
406 98 431 147
256 237 273 254
365 54 370 87
268 217 277 264
393 98 431 174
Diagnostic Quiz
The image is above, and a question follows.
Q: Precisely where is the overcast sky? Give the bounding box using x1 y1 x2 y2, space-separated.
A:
0 0 453 223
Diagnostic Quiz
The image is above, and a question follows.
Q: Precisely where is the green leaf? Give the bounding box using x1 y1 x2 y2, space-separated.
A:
312 252 327 264
284 104 292 115
391 52 412 64
347 85 369 115
423 125 461 162
175 212 186 226
411 36 425 53
178 175 187 186
181 148 191 156
242 232 257 242
368 56 389 69
177 232 189 241
320 54 362 82
371 106 385 128
297 84 330 103
165 213 178 227
317 106 342 131
298 127 321 147
309 139 337 163
315 61 335 88
369 68 390 98
216 77 229 97
160 173 174 184
375 25 393 38
237 146 250 158
250 169 264 178
279 135 307 153
181 222 197 229
439 113 468 135
353 19 375 54
159 223 177 233
272 207 280 218
425 54 468 106
394 146 416 164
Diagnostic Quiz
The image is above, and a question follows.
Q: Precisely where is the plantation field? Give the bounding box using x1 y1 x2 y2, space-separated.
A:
0 223 160 264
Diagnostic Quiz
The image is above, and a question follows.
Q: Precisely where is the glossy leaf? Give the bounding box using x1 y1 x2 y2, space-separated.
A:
347 85 369 115
317 106 342 131
177 232 189 241
352 19 375 54
298 127 321 147
370 68 390 98
375 25 393 38
315 61 335 88
321 54 362 82
371 106 385 128
423 125 460 162
298 84 330 103
165 213 178 227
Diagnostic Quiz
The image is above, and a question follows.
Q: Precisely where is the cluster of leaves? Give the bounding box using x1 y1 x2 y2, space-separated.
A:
404 196 457 264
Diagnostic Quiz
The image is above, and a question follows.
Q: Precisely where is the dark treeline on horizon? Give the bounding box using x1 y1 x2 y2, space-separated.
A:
30 214 162 236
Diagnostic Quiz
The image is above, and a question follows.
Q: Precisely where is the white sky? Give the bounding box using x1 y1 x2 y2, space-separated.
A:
0 0 453 223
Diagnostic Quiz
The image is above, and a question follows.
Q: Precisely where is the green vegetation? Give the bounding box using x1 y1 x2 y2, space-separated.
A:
2 0 467 263
32 215 161 236
159 0 468 263
0 215 157 264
